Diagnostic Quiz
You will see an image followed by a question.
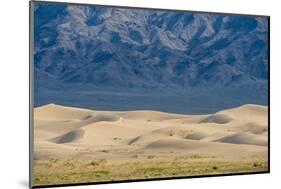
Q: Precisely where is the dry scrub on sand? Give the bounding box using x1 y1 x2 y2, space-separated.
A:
33 104 268 186
34 157 268 186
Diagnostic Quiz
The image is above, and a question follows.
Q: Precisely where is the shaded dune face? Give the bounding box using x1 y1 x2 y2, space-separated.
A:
34 104 268 160
241 122 268 134
200 114 232 124
50 129 85 144
214 132 268 146
184 131 209 140
145 138 206 150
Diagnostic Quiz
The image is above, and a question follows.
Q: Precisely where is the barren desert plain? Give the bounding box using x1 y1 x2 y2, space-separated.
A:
33 103 268 186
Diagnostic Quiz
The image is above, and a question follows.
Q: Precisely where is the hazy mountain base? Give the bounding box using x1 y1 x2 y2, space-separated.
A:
33 157 268 186
34 83 268 114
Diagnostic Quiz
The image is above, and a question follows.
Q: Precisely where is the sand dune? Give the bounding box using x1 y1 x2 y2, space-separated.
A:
34 104 268 161
143 138 266 159
215 132 268 146
35 104 93 121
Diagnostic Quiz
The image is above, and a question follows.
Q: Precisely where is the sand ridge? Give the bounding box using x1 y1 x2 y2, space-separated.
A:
34 104 268 161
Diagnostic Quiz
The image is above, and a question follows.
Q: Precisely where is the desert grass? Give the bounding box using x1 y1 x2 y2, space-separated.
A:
33 156 268 186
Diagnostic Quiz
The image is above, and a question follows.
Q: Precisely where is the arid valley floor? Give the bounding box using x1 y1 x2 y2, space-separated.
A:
33 104 268 186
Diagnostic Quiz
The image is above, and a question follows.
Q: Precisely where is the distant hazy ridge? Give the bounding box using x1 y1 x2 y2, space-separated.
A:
33 3 268 113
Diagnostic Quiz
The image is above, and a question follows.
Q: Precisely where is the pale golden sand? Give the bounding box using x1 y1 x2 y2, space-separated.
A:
33 103 268 186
